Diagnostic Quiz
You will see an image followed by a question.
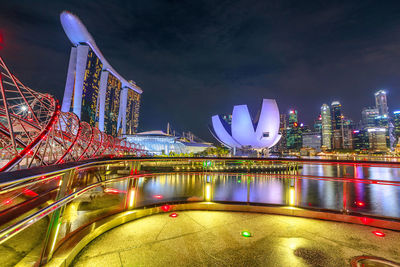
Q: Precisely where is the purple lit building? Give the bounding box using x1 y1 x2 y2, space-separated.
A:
210 99 281 155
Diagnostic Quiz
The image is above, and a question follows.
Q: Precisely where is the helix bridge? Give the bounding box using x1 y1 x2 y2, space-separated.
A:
0 57 145 172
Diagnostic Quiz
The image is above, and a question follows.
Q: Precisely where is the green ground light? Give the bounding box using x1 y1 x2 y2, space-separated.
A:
241 231 252 237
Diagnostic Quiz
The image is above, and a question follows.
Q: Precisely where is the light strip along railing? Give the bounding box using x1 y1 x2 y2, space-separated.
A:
0 174 139 244
1 157 400 266
0 157 142 266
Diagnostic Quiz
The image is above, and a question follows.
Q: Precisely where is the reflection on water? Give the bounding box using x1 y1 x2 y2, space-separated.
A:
134 163 400 219
300 163 400 182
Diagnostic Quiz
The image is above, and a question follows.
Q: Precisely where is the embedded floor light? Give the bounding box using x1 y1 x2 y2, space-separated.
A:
241 231 252 237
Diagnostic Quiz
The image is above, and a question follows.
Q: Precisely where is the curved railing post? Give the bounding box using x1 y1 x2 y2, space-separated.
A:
40 169 75 264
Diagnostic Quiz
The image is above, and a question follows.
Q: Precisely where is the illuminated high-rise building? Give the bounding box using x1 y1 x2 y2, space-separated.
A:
342 118 354 149
275 113 287 153
375 90 389 116
124 86 141 135
331 101 342 130
368 128 387 152
361 107 379 128
394 111 400 143
288 110 298 126
314 115 322 133
321 104 332 150
103 73 121 135
352 130 369 152
286 110 302 151
330 101 344 149
302 132 321 152
60 11 142 136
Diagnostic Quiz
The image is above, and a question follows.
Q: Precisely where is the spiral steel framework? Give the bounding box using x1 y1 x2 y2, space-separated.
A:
0 57 145 172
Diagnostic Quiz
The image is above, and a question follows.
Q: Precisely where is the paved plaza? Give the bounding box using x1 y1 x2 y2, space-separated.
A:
72 211 400 266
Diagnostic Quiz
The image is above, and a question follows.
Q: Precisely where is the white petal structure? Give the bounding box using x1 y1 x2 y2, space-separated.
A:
211 99 281 149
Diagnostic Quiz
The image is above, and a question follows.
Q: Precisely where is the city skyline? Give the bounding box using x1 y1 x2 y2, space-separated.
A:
1 1 400 141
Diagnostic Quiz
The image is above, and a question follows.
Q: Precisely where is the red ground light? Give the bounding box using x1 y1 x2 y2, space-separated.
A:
372 230 385 237
153 195 163 199
169 213 178 218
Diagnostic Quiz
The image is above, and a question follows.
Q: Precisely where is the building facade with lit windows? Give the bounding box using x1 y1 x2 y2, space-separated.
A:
367 128 387 153
275 113 288 153
60 11 142 136
321 104 332 150
302 132 321 152
313 115 322 133
394 111 400 144
331 101 344 150
286 110 302 151
103 73 122 136
375 90 389 117
353 130 369 152
361 107 379 128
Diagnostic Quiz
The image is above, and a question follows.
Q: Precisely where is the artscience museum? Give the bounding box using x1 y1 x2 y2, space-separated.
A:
210 99 281 154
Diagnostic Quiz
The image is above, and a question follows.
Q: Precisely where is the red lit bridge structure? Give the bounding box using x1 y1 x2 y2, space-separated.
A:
0 57 145 172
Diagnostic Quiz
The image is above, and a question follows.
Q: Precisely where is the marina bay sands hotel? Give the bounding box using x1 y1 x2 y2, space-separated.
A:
60 11 142 136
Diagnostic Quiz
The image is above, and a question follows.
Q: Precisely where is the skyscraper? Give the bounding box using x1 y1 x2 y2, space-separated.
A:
286 110 302 151
313 115 322 133
331 101 343 149
321 104 332 150
276 113 287 153
352 130 369 152
393 111 400 144
331 101 342 130
375 90 389 116
368 128 387 152
343 118 354 149
361 107 379 128
288 110 298 126
302 132 321 152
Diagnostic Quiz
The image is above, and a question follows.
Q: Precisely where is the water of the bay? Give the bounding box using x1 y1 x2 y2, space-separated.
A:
133 163 400 219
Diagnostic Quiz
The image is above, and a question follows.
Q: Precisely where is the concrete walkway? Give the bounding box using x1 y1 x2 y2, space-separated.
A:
72 211 400 266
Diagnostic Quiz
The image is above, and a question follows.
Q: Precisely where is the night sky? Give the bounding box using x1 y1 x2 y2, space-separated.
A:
1 0 400 141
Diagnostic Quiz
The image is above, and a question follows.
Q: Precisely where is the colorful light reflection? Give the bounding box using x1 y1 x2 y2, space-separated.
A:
104 188 126 194
169 213 178 218
22 188 39 197
161 205 171 212
205 184 211 201
355 201 365 207
128 189 135 208
289 187 295 206
2 199 12 205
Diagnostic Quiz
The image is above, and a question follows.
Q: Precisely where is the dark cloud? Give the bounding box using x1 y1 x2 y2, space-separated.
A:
1 0 400 141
